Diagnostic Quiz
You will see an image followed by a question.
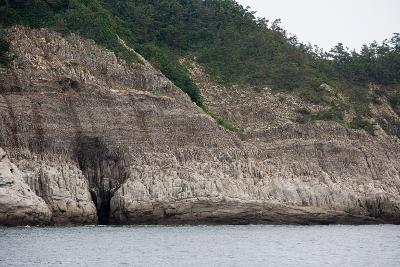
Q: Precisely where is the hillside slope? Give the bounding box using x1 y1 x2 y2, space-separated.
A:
0 27 399 225
2 0 399 130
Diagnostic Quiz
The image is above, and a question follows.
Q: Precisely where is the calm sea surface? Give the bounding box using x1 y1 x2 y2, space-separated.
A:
0 225 399 267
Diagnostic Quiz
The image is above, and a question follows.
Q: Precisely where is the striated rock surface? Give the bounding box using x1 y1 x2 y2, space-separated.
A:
182 57 400 224
15 151 97 224
0 148 51 225
0 26 399 225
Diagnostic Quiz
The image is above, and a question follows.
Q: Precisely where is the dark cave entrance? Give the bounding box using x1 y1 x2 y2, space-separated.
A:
75 136 129 225
90 187 112 225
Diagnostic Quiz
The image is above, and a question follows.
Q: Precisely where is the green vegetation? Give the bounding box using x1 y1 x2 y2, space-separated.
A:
350 116 376 135
203 106 242 133
389 92 400 110
138 43 202 106
0 0 399 133
294 106 376 135
0 0 140 64
98 0 399 134
294 106 345 125
100 0 329 98
329 36 400 85
0 0 207 105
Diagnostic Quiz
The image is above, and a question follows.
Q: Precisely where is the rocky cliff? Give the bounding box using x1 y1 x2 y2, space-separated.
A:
0 26 399 225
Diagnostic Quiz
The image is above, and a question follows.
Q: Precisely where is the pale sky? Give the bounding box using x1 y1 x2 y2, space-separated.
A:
236 0 400 51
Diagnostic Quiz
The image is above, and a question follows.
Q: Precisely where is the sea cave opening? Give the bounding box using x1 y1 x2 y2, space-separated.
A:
90 187 112 225
75 136 129 226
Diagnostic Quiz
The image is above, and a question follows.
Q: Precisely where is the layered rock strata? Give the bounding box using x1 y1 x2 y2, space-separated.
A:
0 26 399 225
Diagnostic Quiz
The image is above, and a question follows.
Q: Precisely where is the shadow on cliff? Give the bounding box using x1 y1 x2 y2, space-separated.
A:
74 135 130 225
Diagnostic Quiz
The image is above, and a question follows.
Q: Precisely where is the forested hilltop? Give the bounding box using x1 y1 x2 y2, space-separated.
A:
1 0 399 133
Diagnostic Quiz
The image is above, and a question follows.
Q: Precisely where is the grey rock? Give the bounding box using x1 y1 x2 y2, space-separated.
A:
0 148 51 225
0 26 399 225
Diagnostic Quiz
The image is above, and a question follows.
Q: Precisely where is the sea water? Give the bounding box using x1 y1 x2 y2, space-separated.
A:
0 225 399 266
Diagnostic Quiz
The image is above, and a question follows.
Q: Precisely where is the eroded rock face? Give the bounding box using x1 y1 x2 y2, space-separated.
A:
182 57 400 224
108 122 400 225
15 151 97 224
0 148 51 225
0 26 399 225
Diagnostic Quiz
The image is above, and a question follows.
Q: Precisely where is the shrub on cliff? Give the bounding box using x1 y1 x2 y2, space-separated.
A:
138 43 203 106
389 92 400 110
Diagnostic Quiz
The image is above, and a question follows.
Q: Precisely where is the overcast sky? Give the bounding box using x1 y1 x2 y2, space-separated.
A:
236 0 400 51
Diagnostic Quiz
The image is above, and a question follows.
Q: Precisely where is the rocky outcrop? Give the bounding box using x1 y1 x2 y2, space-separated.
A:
0 147 51 225
15 151 97 224
108 121 400 225
0 26 399 225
